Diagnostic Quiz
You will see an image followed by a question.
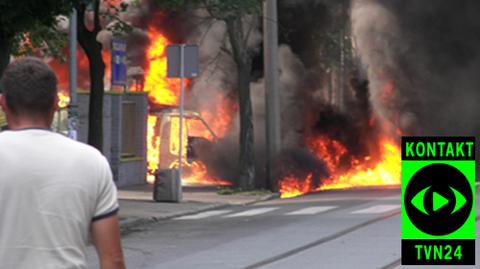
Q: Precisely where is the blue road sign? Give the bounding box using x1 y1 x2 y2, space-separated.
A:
111 39 127 86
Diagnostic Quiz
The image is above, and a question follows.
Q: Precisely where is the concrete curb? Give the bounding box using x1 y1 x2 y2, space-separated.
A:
119 203 227 235
119 193 281 235
243 193 281 206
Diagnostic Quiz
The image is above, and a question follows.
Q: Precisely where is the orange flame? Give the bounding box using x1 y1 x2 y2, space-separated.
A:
57 92 71 109
279 138 401 198
146 115 160 183
143 27 181 106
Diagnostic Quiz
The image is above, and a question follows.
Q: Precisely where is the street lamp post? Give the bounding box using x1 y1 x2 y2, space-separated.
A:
264 0 281 192
68 9 78 140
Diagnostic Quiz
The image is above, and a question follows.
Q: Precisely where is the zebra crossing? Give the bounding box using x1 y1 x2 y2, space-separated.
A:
174 204 400 221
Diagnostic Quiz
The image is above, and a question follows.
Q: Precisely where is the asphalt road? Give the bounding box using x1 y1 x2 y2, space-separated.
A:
86 187 480 269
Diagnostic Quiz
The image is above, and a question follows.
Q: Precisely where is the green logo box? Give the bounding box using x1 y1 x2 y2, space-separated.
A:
401 137 476 265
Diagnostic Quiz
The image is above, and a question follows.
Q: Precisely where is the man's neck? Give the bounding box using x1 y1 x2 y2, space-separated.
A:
6 117 51 130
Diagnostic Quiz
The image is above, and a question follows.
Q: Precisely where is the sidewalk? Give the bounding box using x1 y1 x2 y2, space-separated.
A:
117 184 279 234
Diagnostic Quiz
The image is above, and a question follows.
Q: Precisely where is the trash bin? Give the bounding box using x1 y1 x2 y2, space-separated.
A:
153 169 182 202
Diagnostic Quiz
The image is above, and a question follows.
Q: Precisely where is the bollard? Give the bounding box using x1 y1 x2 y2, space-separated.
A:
153 169 182 202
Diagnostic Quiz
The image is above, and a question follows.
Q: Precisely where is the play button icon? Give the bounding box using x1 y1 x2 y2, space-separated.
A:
404 163 473 236
433 192 449 212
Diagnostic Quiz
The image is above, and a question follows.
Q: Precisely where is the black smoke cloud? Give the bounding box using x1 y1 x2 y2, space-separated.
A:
352 0 480 136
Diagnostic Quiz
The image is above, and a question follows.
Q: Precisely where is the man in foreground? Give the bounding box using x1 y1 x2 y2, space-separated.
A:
0 57 125 269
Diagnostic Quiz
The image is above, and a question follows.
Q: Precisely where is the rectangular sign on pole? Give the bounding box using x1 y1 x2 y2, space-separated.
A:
401 137 476 265
166 44 199 190
111 39 127 86
166 45 199 78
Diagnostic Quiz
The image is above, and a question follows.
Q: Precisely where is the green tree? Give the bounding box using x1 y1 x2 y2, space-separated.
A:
76 0 131 152
76 0 105 151
0 0 129 152
0 0 76 75
155 0 261 190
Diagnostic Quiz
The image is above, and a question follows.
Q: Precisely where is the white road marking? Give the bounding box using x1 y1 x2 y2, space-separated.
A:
175 210 232 220
286 206 337 215
351 205 400 214
224 207 279 218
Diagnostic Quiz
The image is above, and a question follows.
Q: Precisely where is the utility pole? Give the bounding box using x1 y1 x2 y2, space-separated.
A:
264 0 281 192
68 9 78 140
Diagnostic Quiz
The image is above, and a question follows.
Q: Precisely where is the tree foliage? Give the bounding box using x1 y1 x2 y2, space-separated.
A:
0 0 78 75
154 0 260 19
11 22 69 62
0 1 76 38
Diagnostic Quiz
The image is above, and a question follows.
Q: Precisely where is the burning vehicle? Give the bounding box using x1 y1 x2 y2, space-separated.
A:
146 107 231 186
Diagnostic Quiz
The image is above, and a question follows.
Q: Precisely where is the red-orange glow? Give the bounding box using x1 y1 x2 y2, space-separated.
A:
307 136 348 173
200 95 237 139
187 95 238 141
319 139 400 190
279 138 401 198
48 49 111 91
279 173 313 199
182 161 232 186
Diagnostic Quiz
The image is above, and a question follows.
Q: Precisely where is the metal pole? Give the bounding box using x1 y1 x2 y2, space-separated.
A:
178 44 185 182
68 9 78 140
264 0 281 191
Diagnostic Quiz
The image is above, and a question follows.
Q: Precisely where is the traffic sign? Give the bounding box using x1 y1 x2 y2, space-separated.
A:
401 137 476 265
166 45 199 78
111 38 127 86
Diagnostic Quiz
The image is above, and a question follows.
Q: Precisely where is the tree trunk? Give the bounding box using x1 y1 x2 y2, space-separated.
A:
237 62 255 190
226 18 256 190
0 32 12 77
77 1 105 152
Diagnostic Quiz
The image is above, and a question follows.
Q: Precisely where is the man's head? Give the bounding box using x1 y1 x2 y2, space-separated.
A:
0 57 58 129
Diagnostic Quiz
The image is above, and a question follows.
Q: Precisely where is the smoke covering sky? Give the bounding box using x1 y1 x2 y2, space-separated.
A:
352 0 480 136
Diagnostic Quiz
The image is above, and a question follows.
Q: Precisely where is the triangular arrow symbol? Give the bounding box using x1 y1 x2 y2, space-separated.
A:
433 192 449 212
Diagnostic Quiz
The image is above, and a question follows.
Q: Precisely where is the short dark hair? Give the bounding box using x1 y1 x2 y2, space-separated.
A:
0 57 57 116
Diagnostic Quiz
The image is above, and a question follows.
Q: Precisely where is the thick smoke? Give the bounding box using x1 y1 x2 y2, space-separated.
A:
184 10 319 186
185 9 238 117
97 1 385 187
352 0 480 136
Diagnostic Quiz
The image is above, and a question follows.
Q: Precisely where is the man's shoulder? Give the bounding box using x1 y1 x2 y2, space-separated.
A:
0 130 105 162
55 134 106 161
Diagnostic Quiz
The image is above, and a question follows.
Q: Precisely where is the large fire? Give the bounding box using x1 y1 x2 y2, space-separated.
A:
47 17 400 194
279 137 401 198
48 25 234 187
143 28 234 186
